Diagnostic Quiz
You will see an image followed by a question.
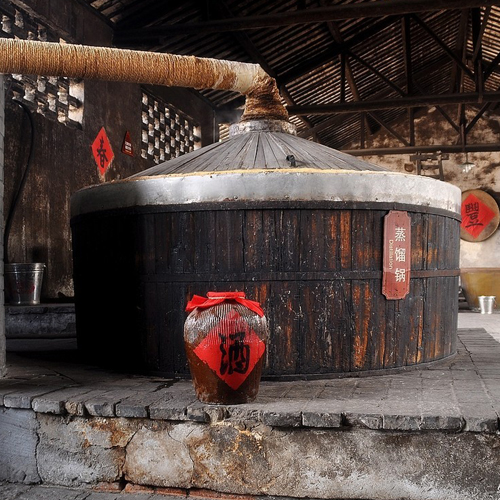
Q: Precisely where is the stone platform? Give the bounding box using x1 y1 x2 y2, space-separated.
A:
1 316 500 500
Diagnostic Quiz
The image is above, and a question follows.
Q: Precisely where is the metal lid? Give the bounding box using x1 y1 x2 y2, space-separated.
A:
71 169 461 217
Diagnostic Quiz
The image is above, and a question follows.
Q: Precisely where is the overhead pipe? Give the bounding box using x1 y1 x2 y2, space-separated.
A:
0 38 288 122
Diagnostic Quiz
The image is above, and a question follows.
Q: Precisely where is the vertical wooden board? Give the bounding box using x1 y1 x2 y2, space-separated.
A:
266 281 300 375
191 210 210 274
228 210 244 271
410 212 424 271
261 210 279 272
242 281 272 373
279 210 301 272
299 210 325 271
368 280 385 370
339 210 352 270
449 276 459 355
383 299 397 368
335 279 355 372
447 217 461 269
157 281 176 374
394 290 412 366
139 280 160 372
136 215 156 276
350 280 371 371
171 282 192 375
370 281 387 370
370 210 384 270
154 213 170 274
179 211 196 273
324 211 340 271
436 216 448 270
426 215 439 270
432 277 446 359
351 211 371 271
300 282 344 373
214 210 231 273
422 277 438 362
406 278 424 366
442 276 457 357
242 210 264 273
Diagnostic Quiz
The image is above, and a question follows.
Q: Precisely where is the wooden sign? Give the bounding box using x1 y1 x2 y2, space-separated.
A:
382 210 411 300
91 127 114 175
460 189 499 242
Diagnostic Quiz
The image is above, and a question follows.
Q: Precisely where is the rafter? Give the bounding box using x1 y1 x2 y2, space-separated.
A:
341 143 500 156
449 9 469 93
286 91 500 115
203 0 318 138
278 16 399 86
411 14 475 82
113 0 498 41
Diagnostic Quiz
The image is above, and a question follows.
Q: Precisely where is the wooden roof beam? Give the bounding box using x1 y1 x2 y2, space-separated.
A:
341 143 500 155
287 91 500 115
278 16 399 85
411 13 476 82
113 0 498 41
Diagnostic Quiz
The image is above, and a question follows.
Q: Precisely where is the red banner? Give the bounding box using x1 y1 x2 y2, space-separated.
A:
382 211 411 300
193 309 266 390
461 193 496 239
91 127 114 175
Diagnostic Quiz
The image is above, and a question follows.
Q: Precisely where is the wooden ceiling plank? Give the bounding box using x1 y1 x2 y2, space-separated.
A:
402 15 413 95
484 51 500 81
113 0 499 39
411 13 475 81
466 101 492 132
368 112 410 146
286 90 500 114
347 50 407 97
472 6 491 62
449 9 469 93
209 0 318 136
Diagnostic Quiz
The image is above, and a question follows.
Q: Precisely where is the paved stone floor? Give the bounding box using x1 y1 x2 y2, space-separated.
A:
1 310 500 499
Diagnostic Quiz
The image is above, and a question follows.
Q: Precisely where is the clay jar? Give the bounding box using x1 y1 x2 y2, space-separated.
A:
184 292 268 404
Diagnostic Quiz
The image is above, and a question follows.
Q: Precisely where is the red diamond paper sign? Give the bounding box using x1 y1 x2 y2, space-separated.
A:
461 193 496 239
193 309 266 390
91 127 114 175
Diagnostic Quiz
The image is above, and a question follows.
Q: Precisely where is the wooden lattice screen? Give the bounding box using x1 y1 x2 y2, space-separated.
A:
141 89 201 164
0 3 83 128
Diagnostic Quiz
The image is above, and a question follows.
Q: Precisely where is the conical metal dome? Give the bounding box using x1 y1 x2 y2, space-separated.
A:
130 120 387 177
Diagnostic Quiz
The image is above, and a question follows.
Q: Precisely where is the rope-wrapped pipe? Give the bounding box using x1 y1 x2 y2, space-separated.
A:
0 38 288 121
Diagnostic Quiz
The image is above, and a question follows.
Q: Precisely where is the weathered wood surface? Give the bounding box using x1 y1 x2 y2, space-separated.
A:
72 204 460 377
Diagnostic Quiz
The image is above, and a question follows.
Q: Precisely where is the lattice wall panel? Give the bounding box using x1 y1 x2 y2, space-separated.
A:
141 90 201 165
0 3 83 128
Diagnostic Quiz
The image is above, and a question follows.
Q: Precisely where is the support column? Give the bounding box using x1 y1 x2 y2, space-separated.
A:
0 75 6 378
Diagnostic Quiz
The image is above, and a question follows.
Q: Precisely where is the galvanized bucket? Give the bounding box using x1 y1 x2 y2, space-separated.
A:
5 263 45 305
478 295 496 314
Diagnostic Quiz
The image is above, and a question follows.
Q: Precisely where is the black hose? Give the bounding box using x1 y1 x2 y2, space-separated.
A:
4 99 35 264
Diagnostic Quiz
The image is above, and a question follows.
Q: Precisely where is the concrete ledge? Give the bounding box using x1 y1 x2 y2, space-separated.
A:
5 303 76 340
1 328 500 500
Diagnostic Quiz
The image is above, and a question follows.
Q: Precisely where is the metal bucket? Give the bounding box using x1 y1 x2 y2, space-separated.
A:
5 263 45 305
478 295 496 314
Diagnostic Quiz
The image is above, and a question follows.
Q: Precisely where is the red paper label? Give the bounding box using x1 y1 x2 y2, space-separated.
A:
193 310 265 390
461 193 495 239
121 131 134 157
91 127 114 175
382 211 411 300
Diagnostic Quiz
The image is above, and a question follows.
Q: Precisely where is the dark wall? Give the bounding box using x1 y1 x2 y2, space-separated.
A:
3 0 216 300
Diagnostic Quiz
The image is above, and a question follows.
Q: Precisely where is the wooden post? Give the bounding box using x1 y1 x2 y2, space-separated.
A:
0 75 6 378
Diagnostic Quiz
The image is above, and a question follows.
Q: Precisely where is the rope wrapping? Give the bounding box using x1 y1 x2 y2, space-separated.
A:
0 38 289 122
